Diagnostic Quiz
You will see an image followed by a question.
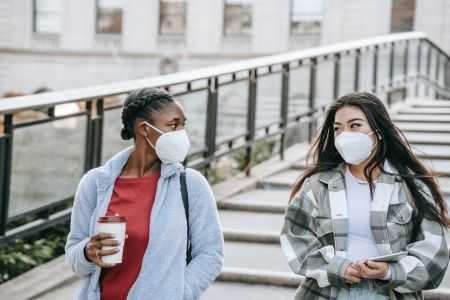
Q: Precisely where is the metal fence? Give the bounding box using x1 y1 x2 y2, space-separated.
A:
0 32 449 245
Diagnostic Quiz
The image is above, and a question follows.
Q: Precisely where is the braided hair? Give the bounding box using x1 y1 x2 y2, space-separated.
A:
120 88 174 140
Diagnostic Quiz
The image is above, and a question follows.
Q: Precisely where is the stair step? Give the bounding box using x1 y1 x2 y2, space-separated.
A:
397 123 450 134
411 145 450 158
219 189 291 208
392 114 450 124
258 170 301 189
224 241 289 273
420 159 450 176
219 210 284 232
218 201 285 214
223 229 280 244
398 107 450 115
218 267 301 287
408 99 450 108
202 281 296 300
261 166 450 196
405 132 450 145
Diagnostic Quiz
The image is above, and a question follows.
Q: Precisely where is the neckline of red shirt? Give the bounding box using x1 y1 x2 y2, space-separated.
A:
116 171 160 183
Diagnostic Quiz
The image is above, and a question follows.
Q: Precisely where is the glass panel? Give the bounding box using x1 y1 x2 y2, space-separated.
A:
224 1 252 35
339 55 355 96
176 90 207 153
360 50 374 92
377 46 391 88
288 66 310 118
97 0 123 34
9 116 86 218
34 0 62 33
159 0 187 35
216 81 248 143
102 108 133 164
393 43 406 80
316 59 333 105
256 73 281 128
291 0 324 35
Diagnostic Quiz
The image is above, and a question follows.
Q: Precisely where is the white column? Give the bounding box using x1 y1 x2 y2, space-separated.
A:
187 0 223 54
122 0 159 53
415 0 449 52
0 0 14 47
10 0 33 48
253 0 290 53
321 0 392 45
60 0 96 50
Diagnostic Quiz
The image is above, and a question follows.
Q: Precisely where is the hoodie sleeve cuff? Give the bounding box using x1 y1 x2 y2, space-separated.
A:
77 237 96 271
327 256 353 287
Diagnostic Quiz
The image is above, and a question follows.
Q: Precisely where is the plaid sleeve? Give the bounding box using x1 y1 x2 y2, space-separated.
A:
377 182 449 293
280 177 352 288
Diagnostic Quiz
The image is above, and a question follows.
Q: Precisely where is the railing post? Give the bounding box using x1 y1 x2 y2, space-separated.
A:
84 99 104 173
372 45 379 93
445 58 450 93
415 40 422 97
403 40 409 100
333 53 341 100
245 69 257 177
434 51 441 99
279 64 290 160
205 78 218 171
95 99 104 166
354 49 361 92
0 114 13 236
425 42 432 97
308 58 317 143
389 42 395 89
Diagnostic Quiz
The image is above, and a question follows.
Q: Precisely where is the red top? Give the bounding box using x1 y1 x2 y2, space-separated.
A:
100 171 160 300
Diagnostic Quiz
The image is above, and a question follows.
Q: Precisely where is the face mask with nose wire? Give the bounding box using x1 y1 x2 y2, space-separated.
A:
142 121 191 164
334 131 378 165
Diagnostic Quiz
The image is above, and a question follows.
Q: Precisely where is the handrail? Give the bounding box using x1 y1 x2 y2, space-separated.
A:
0 31 449 244
0 31 434 115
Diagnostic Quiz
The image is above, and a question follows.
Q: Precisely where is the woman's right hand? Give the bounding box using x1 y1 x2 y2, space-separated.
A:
84 232 120 268
344 264 362 284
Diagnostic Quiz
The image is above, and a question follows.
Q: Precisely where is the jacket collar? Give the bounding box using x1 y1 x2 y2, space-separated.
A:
318 159 400 185
96 145 183 190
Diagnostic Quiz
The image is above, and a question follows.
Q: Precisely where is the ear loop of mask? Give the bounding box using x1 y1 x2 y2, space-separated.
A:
141 121 163 149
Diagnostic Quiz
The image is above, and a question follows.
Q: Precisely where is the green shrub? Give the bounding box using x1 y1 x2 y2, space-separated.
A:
0 225 69 284
233 139 277 171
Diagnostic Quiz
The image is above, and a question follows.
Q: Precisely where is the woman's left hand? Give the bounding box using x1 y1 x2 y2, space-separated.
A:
354 260 389 279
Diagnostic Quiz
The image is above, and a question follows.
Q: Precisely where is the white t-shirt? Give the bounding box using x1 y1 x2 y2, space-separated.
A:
344 166 381 262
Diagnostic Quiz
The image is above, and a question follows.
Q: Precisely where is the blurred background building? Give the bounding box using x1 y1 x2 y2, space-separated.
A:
1 0 448 95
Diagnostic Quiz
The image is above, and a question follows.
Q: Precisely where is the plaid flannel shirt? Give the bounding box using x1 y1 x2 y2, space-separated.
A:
280 160 449 299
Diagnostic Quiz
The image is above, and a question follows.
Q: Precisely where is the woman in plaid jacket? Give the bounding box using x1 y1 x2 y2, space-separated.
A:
281 92 449 299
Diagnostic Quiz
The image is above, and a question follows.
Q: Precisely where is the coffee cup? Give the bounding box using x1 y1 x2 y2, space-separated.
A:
96 215 126 264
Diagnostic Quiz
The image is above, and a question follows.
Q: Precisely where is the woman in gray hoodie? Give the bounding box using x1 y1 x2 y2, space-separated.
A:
65 88 224 300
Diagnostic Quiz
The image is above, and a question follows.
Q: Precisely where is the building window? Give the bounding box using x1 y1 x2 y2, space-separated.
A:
96 0 123 34
223 0 252 36
159 0 187 35
290 0 324 35
391 0 415 33
33 0 62 34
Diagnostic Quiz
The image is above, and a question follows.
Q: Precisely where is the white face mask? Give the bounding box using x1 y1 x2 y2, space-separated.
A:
142 122 190 164
334 131 376 165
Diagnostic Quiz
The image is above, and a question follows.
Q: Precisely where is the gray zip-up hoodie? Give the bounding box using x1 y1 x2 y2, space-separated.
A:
65 145 224 300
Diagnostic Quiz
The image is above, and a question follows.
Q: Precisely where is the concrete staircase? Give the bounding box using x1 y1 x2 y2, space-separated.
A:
4 98 450 300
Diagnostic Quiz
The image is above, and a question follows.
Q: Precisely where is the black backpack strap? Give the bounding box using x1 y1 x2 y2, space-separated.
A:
180 169 192 264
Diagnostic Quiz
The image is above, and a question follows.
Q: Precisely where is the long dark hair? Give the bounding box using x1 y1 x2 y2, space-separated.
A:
290 92 449 229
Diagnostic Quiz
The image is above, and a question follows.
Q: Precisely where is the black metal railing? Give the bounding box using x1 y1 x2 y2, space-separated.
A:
0 32 449 244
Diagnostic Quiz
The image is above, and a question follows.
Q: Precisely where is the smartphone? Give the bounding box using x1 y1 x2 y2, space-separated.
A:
368 251 408 262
